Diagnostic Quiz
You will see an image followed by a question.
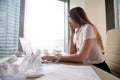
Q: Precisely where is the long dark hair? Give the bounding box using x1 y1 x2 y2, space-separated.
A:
69 7 104 50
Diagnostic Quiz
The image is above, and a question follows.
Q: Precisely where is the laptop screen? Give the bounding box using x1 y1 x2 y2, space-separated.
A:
19 37 33 55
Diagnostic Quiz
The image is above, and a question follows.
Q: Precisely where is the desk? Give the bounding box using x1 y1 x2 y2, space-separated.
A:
27 62 120 80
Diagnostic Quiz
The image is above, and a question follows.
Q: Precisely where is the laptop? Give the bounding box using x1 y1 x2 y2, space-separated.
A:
19 37 33 55
19 37 48 63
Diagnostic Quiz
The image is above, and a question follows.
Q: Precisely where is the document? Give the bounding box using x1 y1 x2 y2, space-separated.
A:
37 64 101 80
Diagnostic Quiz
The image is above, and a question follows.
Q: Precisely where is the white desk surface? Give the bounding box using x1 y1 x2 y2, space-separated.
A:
27 62 120 80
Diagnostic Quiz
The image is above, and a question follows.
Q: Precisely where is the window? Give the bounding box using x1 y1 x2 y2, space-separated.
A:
24 0 68 52
117 0 120 27
0 0 20 58
114 0 120 27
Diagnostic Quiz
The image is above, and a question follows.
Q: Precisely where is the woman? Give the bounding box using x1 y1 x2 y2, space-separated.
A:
42 7 111 73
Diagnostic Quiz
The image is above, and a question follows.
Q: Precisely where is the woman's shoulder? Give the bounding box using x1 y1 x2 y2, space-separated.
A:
82 24 94 31
84 24 93 28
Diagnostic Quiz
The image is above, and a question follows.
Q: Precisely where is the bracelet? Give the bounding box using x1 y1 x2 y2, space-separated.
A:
54 54 62 62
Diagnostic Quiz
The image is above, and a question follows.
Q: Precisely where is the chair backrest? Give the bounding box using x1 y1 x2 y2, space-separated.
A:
104 28 120 78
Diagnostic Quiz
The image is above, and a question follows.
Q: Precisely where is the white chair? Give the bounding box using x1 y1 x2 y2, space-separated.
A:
104 28 120 78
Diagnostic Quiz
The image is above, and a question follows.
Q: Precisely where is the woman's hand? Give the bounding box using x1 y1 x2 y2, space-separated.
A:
70 26 75 35
41 55 56 61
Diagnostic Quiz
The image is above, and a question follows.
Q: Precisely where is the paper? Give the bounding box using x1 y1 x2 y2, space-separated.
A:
18 55 43 78
37 65 101 80
0 58 26 80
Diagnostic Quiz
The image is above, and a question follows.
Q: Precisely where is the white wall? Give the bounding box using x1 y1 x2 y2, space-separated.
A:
70 0 106 49
70 0 85 9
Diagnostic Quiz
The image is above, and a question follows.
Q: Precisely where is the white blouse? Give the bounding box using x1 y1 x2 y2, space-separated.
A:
73 24 104 64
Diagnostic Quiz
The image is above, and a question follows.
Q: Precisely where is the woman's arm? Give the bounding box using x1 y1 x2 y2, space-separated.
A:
69 34 77 54
69 26 77 54
60 39 95 63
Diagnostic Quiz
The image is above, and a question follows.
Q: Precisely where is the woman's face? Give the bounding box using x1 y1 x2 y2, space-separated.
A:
68 17 80 30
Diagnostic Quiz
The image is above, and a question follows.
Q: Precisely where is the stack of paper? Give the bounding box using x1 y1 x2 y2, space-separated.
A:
37 65 101 80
